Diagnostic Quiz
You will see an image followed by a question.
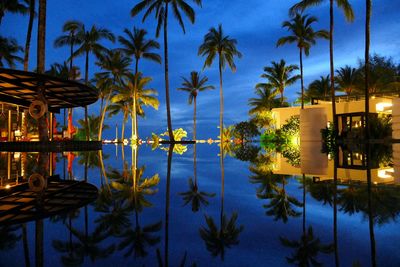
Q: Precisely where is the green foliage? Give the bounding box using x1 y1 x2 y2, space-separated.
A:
321 124 336 155
233 121 260 140
369 114 392 139
233 144 261 162
261 116 300 167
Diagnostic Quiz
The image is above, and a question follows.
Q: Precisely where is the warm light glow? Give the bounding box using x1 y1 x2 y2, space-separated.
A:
376 102 392 112
5 184 10 189
378 168 394 179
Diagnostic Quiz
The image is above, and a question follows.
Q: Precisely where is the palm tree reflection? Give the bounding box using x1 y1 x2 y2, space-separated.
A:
280 227 333 266
179 143 215 212
199 144 243 260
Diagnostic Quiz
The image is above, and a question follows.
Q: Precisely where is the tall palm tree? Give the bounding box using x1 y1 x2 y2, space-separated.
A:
335 65 358 96
23 0 35 71
277 13 328 109
54 20 84 78
290 0 354 130
72 24 115 140
260 59 300 105
0 0 28 25
95 49 131 141
131 0 202 142
118 27 161 141
177 71 214 140
119 27 161 75
110 73 159 142
198 24 242 144
36 0 47 141
0 37 23 68
364 0 371 141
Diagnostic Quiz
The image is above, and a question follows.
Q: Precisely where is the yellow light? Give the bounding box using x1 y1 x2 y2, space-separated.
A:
376 102 392 112
378 168 394 179
5 184 10 189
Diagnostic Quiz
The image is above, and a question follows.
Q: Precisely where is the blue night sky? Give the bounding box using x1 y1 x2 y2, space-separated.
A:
3 0 400 139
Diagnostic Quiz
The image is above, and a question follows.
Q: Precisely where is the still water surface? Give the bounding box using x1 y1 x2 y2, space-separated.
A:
0 143 399 267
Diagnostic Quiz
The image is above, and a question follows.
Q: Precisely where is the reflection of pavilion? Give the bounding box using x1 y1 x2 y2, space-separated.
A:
0 176 97 225
0 68 98 143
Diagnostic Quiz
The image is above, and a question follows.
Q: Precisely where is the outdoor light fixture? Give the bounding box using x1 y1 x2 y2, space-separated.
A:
378 168 394 179
376 102 392 112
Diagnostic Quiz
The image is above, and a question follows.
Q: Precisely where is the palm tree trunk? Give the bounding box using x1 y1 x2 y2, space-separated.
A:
330 0 337 134
333 164 339 267
135 58 139 75
37 0 48 141
23 0 35 71
84 50 90 141
218 56 224 142
280 90 284 106
299 48 304 110
22 223 30 267
132 58 139 142
165 144 174 267
164 3 174 142
302 174 306 235
0 11 4 26
364 0 371 140
69 37 74 77
220 152 225 230
193 143 197 186
98 92 112 141
193 96 197 141
121 110 128 142
35 220 44 267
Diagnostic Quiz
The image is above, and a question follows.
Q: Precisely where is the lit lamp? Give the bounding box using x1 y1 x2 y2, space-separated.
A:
14 129 21 139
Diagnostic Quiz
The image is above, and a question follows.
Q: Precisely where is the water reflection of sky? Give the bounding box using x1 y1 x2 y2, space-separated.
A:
1 144 400 266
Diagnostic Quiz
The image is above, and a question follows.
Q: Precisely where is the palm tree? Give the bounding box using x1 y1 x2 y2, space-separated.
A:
335 66 358 96
0 0 28 25
277 13 328 109
72 24 115 140
109 73 159 142
260 59 300 105
76 114 109 141
290 0 354 131
119 27 161 75
54 20 84 79
305 75 330 101
177 71 214 140
23 0 35 71
131 0 202 142
248 85 280 129
364 0 371 141
45 62 80 80
118 27 161 141
198 24 242 144
95 49 131 141
0 37 23 68
36 0 47 141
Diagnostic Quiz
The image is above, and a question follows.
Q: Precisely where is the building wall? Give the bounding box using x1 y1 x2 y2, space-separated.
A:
272 97 393 129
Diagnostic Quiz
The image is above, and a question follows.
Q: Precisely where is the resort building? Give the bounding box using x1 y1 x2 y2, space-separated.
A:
270 94 400 185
